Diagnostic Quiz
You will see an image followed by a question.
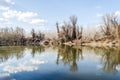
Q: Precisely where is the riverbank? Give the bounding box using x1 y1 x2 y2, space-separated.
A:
82 41 120 47
64 41 120 47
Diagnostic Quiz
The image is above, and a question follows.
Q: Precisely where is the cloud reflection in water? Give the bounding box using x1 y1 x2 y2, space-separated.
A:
0 73 16 80
3 59 47 74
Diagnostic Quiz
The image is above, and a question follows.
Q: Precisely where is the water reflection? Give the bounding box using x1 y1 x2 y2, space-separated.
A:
56 45 83 72
56 45 120 73
99 47 120 74
30 46 45 57
3 58 47 74
82 46 120 74
0 46 47 80
0 46 25 63
0 46 45 63
0 45 120 75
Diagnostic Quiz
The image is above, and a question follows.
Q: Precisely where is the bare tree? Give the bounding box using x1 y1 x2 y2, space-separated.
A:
56 16 83 44
70 16 77 40
100 14 120 42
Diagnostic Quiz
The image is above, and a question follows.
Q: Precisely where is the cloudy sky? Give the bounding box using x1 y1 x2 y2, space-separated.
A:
0 0 120 32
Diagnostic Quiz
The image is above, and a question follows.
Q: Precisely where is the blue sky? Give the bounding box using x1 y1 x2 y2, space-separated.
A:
0 0 120 33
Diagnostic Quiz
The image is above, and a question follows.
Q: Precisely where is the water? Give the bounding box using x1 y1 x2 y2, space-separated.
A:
0 45 120 80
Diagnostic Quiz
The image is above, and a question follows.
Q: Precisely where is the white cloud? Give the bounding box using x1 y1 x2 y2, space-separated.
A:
96 11 120 18
0 0 15 6
0 5 9 11
0 17 9 24
5 0 15 5
2 10 17 18
114 11 120 17
0 17 8 21
0 0 46 26
18 12 38 22
30 19 46 25
2 10 46 25
0 17 12 24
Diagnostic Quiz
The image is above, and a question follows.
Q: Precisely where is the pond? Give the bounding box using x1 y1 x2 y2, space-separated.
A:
0 45 120 80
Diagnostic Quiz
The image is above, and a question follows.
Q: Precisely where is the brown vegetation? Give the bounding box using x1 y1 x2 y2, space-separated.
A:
0 27 45 46
56 16 83 44
100 14 120 42
0 27 26 46
30 29 45 45
0 13 120 46
56 14 120 46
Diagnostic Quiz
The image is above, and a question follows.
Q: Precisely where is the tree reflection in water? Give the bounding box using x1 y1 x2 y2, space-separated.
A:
0 45 120 74
85 46 120 74
30 46 45 57
100 47 120 74
0 46 45 63
56 45 83 72
0 46 25 63
56 45 120 73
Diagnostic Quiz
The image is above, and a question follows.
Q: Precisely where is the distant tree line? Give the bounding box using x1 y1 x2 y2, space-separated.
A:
0 27 45 46
0 13 120 46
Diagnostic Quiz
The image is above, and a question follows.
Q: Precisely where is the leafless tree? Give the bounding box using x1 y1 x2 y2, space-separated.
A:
56 16 83 44
100 14 120 42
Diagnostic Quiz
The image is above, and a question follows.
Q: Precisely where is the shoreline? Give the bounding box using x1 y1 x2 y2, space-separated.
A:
64 41 120 47
82 42 120 47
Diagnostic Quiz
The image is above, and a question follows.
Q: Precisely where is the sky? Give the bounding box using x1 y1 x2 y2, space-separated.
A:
0 0 120 33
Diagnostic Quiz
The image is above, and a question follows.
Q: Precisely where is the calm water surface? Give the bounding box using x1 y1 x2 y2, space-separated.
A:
0 46 120 80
